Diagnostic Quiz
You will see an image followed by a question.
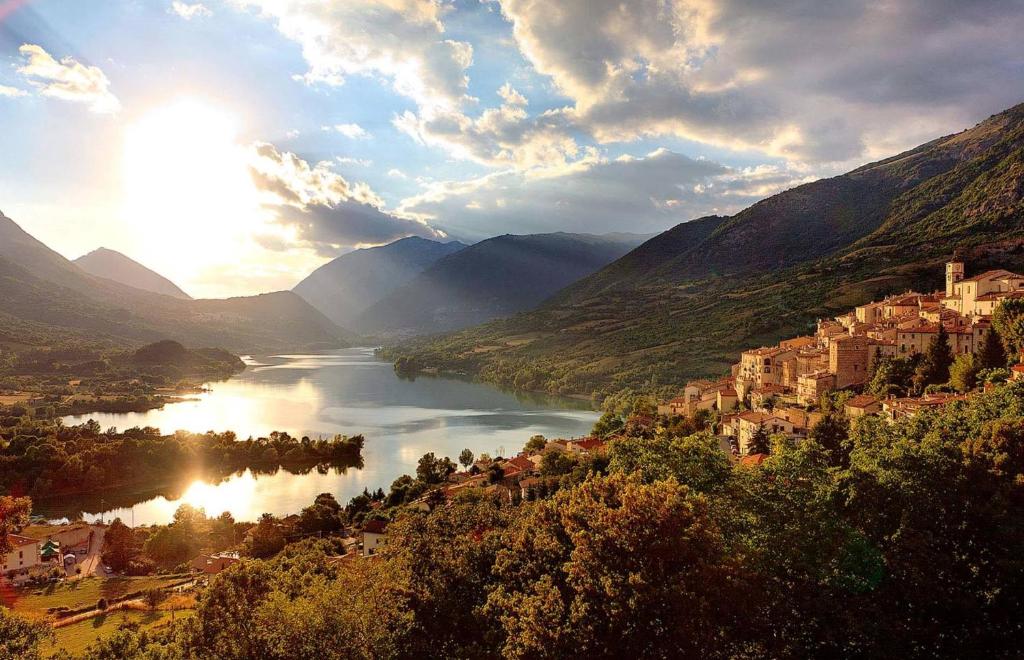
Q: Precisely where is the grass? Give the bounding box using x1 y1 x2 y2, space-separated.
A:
5 575 187 620
43 607 194 657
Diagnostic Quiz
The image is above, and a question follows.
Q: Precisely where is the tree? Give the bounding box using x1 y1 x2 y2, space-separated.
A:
920 323 954 386
101 518 139 572
416 453 456 484
993 298 1024 357
0 496 31 555
458 448 475 470
748 423 771 455
0 608 52 659
978 326 1008 370
950 353 979 393
525 435 547 452
485 473 744 658
247 513 286 558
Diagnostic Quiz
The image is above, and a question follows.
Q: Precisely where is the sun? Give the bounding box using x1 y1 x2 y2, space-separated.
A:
121 98 265 292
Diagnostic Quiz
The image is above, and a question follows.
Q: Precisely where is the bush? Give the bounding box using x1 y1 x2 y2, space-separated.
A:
97 598 108 611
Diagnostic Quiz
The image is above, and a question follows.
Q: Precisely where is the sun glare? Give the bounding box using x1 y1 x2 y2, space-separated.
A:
121 98 265 293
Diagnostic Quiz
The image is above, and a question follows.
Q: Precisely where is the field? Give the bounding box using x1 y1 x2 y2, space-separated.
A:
44 607 193 657
4 575 188 620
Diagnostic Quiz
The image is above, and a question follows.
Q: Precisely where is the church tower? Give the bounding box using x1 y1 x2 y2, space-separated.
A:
946 261 964 297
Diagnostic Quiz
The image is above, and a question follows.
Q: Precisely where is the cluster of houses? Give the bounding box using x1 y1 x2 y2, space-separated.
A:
2 523 92 584
659 262 1024 455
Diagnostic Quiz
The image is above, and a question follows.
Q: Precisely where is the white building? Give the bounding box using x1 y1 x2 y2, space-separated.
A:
3 535 41 580
361 520 388 557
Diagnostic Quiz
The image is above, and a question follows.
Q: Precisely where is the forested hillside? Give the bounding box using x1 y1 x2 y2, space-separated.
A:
386 103 1024 398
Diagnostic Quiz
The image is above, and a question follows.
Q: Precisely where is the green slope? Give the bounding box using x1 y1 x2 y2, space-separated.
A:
385 102 1024 399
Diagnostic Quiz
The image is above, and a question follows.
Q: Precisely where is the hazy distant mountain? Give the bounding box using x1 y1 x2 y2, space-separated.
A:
75 247 191 299
356 232 649 338
0 211 351 353
387 102 1024 396
294 236 467 328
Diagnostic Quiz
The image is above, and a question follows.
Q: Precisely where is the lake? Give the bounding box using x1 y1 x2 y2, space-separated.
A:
44 348 598 525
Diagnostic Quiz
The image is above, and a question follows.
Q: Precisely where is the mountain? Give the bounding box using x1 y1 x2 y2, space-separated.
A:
385 102 1024 397
75 247 191 299
356 232 650 338
293 236 467 328
0 211 351 353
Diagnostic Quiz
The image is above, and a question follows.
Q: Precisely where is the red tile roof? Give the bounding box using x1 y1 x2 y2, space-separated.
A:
846 394 879 409
362 520 388 535
7 534 38 548
961 269 1021 283
739 454 768 466
506 456 535 472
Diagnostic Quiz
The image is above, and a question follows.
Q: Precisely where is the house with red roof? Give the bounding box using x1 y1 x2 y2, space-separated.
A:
361 520 388 557
3 534 41 581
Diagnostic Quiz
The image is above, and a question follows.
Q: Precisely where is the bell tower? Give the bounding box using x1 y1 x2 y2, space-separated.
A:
946 261 964 297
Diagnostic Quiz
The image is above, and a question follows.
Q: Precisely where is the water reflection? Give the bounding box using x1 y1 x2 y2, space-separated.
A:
49 348 597 525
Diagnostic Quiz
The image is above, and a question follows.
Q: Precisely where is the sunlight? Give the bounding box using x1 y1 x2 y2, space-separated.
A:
120 98 266 291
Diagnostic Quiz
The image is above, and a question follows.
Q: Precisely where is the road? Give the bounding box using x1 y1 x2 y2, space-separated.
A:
64 525 106 580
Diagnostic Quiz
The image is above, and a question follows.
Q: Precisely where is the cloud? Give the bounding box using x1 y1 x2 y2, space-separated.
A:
337 156 373 167
388 168 408 179
494 0 1024 164
398 148 808 239
16 44 120 113
394 82 581 169
249 142 445 255
326 123 370 139
170 1 212 20
233 0 473 113
0 85 28 98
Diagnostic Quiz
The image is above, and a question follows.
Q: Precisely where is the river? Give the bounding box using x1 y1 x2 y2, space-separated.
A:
41 348 598 525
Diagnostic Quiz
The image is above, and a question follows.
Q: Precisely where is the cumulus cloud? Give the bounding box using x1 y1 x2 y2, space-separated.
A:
249 142 445 255
170 1 212 20
326 123 369 139
16 44 120 114
233 0 473 113
0 85 28 97
398 148 808 238
495 0 1024 164
394 82 581 169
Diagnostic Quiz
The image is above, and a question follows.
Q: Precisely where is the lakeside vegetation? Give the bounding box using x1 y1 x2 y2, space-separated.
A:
0 409 364 499
0 338 247 422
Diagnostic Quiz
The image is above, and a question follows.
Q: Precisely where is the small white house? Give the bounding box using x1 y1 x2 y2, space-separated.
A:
361 520 388 557
3 535 41 580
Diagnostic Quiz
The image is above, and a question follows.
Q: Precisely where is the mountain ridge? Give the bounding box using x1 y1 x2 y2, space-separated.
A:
0 212 352 353
356 231 650 338
74 247 192 299
293 236 467 329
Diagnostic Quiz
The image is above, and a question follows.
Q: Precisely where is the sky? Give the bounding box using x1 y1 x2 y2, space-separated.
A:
1 0 1022 298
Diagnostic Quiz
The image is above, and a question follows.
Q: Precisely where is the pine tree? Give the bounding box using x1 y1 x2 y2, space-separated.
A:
922 323 954 385
978 327 1008 370
747 423 771 455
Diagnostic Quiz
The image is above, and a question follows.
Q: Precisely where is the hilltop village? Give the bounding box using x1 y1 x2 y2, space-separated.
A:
658 261 1024 455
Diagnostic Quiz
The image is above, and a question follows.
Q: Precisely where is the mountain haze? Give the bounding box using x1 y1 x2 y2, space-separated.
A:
356 232 649 338
75 247 191 299
293 236 467 328
386 102 1024 397
0 211 350 353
